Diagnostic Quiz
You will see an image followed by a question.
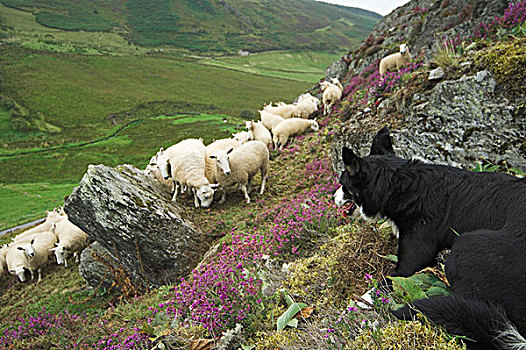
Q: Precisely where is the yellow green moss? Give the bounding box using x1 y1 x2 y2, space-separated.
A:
255 330 298 350
474 38 526 98
352 320 467 350
284 223 396 309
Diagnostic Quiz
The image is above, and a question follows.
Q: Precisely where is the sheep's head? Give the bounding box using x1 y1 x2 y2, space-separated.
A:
46 208 61 221
400 43 409 55
311 120 320 132
196 184 218 208
319 81 330 91
18 239 35 259
8 265 27 282
155 152 172 180
245 120 254 131
49 243 68 265
210 148 233 176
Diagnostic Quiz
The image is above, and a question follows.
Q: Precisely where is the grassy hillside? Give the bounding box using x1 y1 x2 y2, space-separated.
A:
0 0 380 54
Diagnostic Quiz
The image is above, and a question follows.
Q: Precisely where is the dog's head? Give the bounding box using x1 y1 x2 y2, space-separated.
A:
334 127 395 218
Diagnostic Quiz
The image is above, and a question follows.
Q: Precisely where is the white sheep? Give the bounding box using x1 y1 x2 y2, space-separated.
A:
379 43 412 76
263 103 297 119
293 98 318 118
272 118 320 149
12 209 65 243
7 231 57 282
155 139 217 208
259 110 284 131
320 80 343 116
0 244 9 276
232 131 253 144
331 78 344 94
204 138 241 184
145 153 174 192
49 220 90 267
245 120 272 149
210 140 269 204
297 93 321 107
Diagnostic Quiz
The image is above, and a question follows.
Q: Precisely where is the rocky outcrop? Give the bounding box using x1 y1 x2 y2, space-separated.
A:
332 70 525 172
65 164 214 289
347 0 509 74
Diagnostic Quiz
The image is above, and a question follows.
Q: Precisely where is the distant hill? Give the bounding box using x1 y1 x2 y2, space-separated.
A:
0 0 381 54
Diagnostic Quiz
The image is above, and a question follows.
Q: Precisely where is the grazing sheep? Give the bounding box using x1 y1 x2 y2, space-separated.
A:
13 210 65 243
272 118 320 149
210 140 269 204
145 153 173 191
297 93 320 107
155 139 217 208
263 103 297 119
0 244 9 276
232 131 253 144
259 110 284 131
330 78 344 93
293 98 318 118
8 231 57 282
379 43 412 76
320 81 343 116
245 120 272 149
50 220 90 267
204 138 241 184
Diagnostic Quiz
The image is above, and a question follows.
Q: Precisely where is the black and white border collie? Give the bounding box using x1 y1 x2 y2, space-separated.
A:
334 127 526 350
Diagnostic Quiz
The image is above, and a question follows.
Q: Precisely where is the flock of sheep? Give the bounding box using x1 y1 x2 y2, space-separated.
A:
0 44 412 283
0 208 90 282
145 79 345 208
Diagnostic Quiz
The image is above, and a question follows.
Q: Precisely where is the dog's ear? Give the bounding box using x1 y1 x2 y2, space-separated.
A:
342 147 361 176
370 127 394 156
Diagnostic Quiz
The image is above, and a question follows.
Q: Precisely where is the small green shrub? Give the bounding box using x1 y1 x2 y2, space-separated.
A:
474 38 526 99
352 319 467 350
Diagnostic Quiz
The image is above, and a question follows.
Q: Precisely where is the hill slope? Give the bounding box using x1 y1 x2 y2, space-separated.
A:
0 0 381 53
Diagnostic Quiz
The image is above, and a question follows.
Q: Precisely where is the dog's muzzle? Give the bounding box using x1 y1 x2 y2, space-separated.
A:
334 186 357 217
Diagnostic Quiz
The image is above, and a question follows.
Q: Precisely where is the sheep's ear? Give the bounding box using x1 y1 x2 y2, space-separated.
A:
209 155 216 159
159 147 164 155
17 247 24 251
30 239 34 245
54 242 59 247
49 247 57 252
210 184 220 190
226 148 234 155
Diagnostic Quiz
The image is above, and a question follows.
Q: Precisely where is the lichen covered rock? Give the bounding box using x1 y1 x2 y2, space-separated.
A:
332 70 525 172
65 164 214 289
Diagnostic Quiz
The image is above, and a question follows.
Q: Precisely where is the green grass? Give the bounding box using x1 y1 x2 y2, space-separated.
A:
201 50 342 82
0 3 144 55
0 182 76 229
0 112 246 227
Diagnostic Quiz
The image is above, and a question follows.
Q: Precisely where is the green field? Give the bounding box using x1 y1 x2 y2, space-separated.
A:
202 50 341 82
0 0 380 54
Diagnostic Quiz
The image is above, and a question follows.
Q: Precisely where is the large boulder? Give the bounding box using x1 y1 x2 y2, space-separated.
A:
65 164 214 289
332 71 525 172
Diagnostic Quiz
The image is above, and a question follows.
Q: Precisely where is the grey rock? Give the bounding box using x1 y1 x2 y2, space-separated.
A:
78 242 119 291
65 164 214 289
325 57 349 82
332 71 525 172
428 67 445 80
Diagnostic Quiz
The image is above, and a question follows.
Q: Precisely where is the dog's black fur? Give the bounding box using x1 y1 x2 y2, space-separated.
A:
338 128 526 349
